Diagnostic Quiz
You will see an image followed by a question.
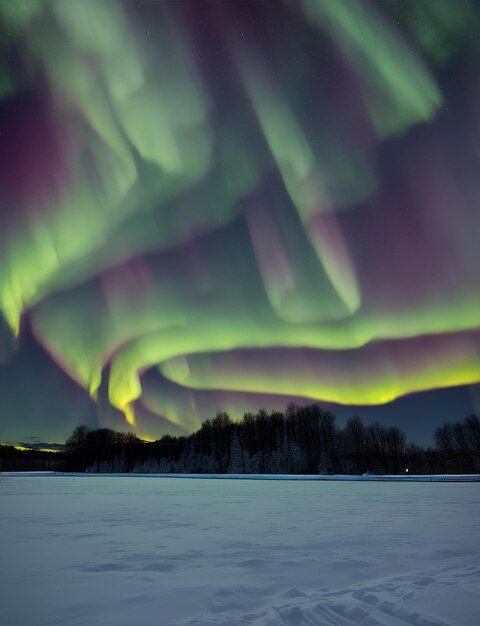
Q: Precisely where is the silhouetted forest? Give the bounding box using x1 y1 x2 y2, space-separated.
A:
0 445 64 472
3 404 479 474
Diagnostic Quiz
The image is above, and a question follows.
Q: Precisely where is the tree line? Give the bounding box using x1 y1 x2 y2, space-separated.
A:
61 404 479 474
0 445 64 472
2 405 479 474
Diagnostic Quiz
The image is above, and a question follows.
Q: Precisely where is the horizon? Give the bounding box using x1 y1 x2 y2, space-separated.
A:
2 394 479 452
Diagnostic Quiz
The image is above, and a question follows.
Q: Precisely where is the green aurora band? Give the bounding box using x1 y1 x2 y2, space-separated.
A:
0 0 479 437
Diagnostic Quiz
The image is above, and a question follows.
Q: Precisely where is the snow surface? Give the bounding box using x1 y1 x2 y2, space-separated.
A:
1 476 479 626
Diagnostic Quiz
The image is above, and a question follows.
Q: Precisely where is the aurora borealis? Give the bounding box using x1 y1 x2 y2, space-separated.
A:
1 0 479 443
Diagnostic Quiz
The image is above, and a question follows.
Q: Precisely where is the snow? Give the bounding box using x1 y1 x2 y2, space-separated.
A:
1 476 479 626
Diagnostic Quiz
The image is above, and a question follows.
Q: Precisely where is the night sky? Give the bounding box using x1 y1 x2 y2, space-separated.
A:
0 0 479 446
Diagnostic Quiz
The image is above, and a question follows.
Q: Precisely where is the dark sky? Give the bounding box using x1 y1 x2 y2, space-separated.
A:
0 1 479 445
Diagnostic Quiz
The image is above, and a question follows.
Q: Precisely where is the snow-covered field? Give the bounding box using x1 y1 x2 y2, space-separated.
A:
1 476 479 626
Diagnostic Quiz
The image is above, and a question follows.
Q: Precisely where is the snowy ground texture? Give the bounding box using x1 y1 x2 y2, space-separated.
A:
1 476 479 626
